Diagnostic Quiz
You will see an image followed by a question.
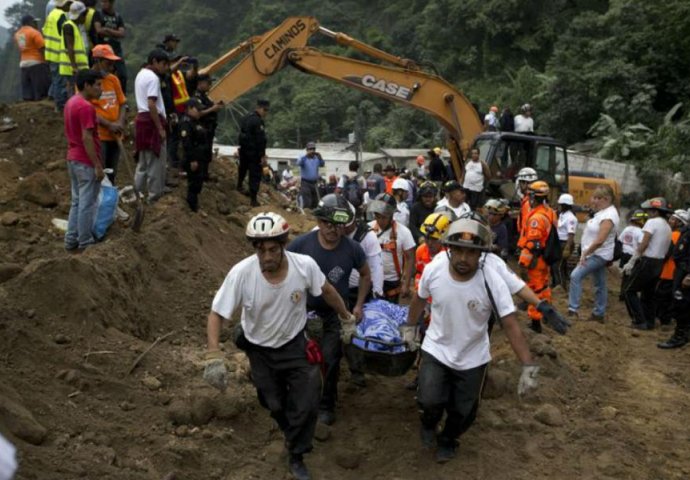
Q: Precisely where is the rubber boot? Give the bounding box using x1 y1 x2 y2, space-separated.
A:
288 454 311 480
657 326 689 349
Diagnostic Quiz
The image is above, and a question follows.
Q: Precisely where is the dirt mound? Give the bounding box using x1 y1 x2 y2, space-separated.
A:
0 101 689 480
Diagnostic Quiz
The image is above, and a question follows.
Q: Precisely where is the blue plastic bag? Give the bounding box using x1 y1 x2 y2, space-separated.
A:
93 184 118 240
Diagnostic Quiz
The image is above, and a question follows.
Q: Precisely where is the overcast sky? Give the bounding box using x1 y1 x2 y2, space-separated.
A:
0 0 19 28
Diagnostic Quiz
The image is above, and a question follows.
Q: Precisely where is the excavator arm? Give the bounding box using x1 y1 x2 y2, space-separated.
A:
203 16 482 179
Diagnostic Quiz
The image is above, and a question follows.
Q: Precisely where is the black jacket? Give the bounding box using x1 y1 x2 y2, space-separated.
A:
409 202 437 243
238 111 266 158
195 91 218 134
180 115 208 167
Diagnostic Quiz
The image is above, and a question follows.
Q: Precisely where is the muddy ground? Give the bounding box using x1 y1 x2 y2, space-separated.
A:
0 101 688 480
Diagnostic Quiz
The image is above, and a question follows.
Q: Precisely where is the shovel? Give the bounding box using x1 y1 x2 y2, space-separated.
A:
117 138 145 232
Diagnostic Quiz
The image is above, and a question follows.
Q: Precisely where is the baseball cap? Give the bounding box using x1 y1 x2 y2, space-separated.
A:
383 164 396 172
91 44 121 61
20 14 36 26
68 1 86 20
392 178 410 191
163 33 181 42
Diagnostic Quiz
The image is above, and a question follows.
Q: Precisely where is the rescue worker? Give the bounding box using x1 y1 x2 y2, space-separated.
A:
655 210 687 327
368 193 416 303
415 213 451 291
194 73 223 181
238 99 270 206
515 167 538 237
383 164 397 194
435 180 470 220
618 209 647 300
60 1 89 96
658 209 690 349
428 147 447 183
622 197 673 330
391 178 410 227
43 0 71 111
166 56 191 185
555 193 578 288
409 181 438 244
204 212 354 480
403 217 539 463
179 98 208 212
287 194 372 426
484 198 510 260
518 181 557 333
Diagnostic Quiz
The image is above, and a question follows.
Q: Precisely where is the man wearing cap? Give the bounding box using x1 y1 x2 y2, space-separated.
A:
94 0 126 92
428 147 447 183
42 0 71 111
194 73 224 181
238 99 270 206
90 44 126 184
14 14 50 101
435 181 470 220
60 1 89 96
296 142 324 209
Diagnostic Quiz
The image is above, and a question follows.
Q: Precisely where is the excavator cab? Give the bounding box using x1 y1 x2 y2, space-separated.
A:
473 132 569 206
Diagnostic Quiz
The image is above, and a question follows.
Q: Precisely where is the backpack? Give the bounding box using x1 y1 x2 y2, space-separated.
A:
542 222 562 265
343 176 364 208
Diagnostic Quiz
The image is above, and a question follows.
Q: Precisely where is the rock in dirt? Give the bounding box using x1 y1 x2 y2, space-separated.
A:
167 400 192 425
314 422 331 442
600 406 618 420
0 394 48 445
530 334 558 358
482 369 512 399
54 334 71 344
189 396 215 426
142 375 163 391
0 212 19 226
119 401 136 412
18 172 58 207
0 263 23 283
335 449 362 470
534 404 564 427
212 395 241 420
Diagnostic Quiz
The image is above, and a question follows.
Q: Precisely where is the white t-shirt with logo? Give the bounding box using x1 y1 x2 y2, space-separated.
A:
418 254 515 371
369 220 416 282
394 201 410 227
134 68 166 115
481 252 525 295
557 210 578 241
463 160 484 192
211 251 325 348
642 217 672 259
618 225 643 256
347 229 384 295
435 198 471 219
581 205 620 261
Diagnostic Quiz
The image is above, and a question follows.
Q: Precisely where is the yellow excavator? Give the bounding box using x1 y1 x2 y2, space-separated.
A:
200 16 483 180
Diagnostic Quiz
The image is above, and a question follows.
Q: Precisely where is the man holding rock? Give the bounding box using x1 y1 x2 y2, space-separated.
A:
203 212 353 480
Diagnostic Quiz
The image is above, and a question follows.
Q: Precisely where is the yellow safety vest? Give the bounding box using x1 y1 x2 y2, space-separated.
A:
58 19 88 76
85 8 95 34
171 70 190 113
42 8 64 63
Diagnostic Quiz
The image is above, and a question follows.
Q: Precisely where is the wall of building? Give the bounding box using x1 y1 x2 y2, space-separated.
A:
567 151 643 195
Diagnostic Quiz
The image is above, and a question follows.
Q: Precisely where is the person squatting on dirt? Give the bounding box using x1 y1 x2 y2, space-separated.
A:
568 185 619 322
287 194 372 426
134 49 169 202
403 217 539 464
622 197 672 330
296 142 324 209
658 208 690 349
517 181 557 333
179 98 208 212
237 99 269 206
203 212 354 480
63 69 104 252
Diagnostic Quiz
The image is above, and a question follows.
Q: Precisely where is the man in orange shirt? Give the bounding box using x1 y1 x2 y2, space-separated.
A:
90 44 127 184
518 181 557 333
383 164 397 194
14 15 50 101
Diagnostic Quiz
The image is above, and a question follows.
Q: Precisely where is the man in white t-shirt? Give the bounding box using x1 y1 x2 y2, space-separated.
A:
461 148 491 210
435 180 470 220
391 177 411 227
204 212 353 480
622 197 673 330
402 218 538 463
368 192 416 302
133 49 169 201
514 104 534 133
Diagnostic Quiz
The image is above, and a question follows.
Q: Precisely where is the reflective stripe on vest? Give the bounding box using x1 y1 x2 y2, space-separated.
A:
58 20 88 75
171 71 190 113
42 9 65 62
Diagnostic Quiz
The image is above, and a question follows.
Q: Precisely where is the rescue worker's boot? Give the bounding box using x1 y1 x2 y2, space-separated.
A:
657 326 689 349
530 320 542 333
288 454 311 480
435 439 458 464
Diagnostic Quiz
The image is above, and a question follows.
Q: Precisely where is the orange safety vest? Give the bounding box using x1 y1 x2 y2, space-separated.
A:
518 204 556 267
372 220 402 278
660 230 681 280
517 195 531 236
171 70 190 114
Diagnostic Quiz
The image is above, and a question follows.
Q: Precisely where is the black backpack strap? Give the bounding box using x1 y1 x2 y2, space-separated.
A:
480 259 501 337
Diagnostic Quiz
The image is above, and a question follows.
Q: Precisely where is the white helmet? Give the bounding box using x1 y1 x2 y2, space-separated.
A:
671 209 689 225
392 178 410 191
246 212 290 242
558 193 574 205
516 167 538 182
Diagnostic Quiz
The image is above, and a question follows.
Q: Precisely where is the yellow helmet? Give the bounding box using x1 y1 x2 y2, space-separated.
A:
420 213 451 240
528 180 550 197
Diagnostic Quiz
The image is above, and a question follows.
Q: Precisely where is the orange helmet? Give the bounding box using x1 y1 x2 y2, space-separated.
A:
528 180 550 197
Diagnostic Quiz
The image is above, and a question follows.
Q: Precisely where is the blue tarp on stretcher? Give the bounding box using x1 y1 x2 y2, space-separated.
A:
352 300 409 353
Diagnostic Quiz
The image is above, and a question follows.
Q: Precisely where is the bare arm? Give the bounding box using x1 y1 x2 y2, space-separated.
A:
482 160 492 181
501 313 534 365
321 281 350 318
354 263 372 318
636 231 651 256
516 285 541 306
82 128 103 179
401 248 415 294
582 219 613 257
206 311 224 351
170 56 189 72
405 293 427 326
64 25 76 68
147 98 166 139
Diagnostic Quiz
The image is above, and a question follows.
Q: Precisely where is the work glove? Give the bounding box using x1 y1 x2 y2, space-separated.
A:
339 313 357 344
536 300 571 335
621 254 640 276
202 350 228 393
399 324 419 352
517 364 540 397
